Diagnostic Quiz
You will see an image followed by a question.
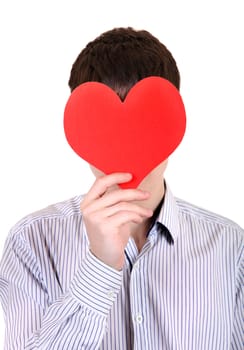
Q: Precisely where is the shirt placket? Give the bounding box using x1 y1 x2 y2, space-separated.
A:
128 230 157 350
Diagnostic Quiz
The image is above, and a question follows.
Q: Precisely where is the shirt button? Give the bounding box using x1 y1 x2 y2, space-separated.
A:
135 313 143 324
107 290 115 300
133 261 139 270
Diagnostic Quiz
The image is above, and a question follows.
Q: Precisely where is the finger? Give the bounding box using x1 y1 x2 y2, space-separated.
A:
81 172 132 207
101 202 153 218
83 188 150 214
106 211 146 228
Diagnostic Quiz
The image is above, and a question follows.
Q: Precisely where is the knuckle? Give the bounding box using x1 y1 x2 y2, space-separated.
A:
95 176 103 184
94 177 103 187
81 207 90 217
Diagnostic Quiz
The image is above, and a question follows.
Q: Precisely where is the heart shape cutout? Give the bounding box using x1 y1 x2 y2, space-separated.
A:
64 76 186 188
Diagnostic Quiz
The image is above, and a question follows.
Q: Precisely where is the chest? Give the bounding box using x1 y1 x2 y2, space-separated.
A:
101 240 235 350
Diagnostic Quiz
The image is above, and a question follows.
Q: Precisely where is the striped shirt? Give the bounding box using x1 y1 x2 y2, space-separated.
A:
0 184 243 349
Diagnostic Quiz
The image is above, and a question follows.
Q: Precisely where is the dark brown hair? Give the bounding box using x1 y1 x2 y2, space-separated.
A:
68 27 180 100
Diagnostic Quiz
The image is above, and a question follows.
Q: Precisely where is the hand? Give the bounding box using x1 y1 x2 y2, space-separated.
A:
80 173 153 270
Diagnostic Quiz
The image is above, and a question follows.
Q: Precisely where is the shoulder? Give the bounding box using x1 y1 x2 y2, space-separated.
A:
7 194 86 241
176 197 244 247
176 197 243 230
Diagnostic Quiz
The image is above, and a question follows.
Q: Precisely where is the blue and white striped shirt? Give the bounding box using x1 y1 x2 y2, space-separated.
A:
0 185 243 349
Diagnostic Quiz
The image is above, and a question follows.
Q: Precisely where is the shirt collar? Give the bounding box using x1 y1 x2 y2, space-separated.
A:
155 182 180 244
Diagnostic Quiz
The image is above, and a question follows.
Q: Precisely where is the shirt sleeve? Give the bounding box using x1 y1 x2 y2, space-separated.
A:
0 232 123 349
231 235 244 350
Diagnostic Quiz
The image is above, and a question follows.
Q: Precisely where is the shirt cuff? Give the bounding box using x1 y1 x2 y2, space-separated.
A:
70 250 123 316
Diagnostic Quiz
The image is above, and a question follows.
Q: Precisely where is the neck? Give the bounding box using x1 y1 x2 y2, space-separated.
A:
129 179 165 251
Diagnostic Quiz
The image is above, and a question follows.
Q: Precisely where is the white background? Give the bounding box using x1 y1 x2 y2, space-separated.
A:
0 0 243 346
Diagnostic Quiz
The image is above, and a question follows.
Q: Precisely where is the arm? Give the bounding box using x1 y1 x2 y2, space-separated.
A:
0 234 122 350
0 173 152 349
231 237 244 350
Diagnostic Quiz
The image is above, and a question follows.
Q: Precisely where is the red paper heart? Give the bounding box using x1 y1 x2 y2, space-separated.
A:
64 76 186 188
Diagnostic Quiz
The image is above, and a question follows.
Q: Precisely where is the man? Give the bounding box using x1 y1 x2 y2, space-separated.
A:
0 27 243 349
